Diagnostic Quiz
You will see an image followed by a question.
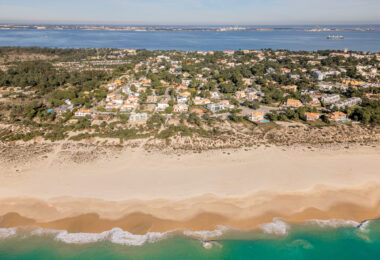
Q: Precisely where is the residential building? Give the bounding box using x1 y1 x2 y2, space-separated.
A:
330 97 362 109
280 68 291 73
210 91 220 99
74 109 92 117
248 112 265 122
177 96 188 104
178 91 191 98
289 74 300 80
342 79 364 86
105 102 120 111
317 82 334 91
281 85 298 92
106 93 123 103
307 95 321 106
219 100 235 110
321 94 341 104
313 70 341 81
313 71 325 80
173 104 188 113
365 93 380 101
285 99 303 108
122 86 133 95
207 103 225 113
242 78 253 86
207 100 234 113
235 91 246 99
193 97 211 105
223 50 234 55
127 95 139 103
121 102 137 112
146 95 158 103
129 112 148 123
54 100 73 115
329 112 348 122
305 112 321 121
157 100 170 111
246 93 259 101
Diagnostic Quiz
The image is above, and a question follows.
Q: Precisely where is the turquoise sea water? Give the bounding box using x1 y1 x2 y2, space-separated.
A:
0 26 380 51
0 220 379 260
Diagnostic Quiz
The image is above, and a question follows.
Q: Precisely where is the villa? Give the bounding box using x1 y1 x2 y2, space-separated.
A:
248 112 265 122
207 103 225 113
129 112 148 123
74 109 92 117
305 112 321 121
321 94 341 104
147 95 158 103
285 99 303 108
177 96 188 104
330 97 362 109
235 91 246 99
329 112 348 122
173 104 188 113
281 85 298 92
193 97 211 105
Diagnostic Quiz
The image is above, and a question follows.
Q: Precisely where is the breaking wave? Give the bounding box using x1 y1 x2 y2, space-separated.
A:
259 218 290 235
0 226 230 246
0 219 376 245
306 219 360 228
0 228 17 239
183 225 231 240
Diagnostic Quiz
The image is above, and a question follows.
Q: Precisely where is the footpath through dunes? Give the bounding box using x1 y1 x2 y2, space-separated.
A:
0 183 380 233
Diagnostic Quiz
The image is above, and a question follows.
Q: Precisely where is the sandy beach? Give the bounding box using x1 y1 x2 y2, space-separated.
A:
1 144 380 233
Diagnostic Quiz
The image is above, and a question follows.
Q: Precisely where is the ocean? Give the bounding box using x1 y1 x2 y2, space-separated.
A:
0 219 379 260
0 26 380 52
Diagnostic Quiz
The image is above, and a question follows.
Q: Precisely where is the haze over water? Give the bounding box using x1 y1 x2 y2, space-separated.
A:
0 26 379 51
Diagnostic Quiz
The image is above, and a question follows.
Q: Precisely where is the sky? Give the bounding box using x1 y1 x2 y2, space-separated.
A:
0 0 379 25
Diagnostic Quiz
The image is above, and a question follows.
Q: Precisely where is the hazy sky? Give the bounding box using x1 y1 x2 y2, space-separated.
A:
0 0 379 25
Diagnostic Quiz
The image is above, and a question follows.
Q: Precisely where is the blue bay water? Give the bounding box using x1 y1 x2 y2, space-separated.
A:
0 220 380 260
0 27 379 51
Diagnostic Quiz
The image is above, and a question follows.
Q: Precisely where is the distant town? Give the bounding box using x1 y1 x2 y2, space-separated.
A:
0 47 379 144
0 24 376 32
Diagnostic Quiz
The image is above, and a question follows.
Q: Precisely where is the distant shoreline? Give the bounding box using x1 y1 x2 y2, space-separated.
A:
0 24 377 32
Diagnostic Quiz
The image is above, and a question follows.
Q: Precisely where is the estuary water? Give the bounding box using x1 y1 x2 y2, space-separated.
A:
0 27 379 52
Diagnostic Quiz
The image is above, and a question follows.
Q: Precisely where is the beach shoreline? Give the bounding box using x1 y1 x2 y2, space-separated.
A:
0 144 379 234
0 183 379 235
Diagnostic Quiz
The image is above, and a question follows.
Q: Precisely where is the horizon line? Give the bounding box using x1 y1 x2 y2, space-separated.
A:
1 21 380 27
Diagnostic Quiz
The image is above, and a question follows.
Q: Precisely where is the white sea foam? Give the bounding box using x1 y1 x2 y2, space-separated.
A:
202 242 213 249
0 228 17 239
0 226 230 245
55 230 106 244
31 228 63 236
259 218 289 236
306 219 360 228
358 220 371 233
0 227 172 246
183 225 230 240
55 228 171 246
109 228 171 246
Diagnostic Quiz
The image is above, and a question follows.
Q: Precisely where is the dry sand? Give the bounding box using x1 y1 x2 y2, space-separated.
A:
0 145 380 232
